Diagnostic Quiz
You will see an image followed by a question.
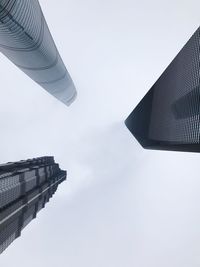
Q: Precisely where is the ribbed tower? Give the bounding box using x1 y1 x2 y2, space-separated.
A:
0 156 66 254
0 0 77 105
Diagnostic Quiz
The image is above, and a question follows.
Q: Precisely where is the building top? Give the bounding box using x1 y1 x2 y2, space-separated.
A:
0 156 66 209
125 26 200 153
0 156 66 254
0 0 77 106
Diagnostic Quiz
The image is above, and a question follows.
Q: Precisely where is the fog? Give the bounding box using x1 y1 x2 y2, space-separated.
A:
0 0 200 266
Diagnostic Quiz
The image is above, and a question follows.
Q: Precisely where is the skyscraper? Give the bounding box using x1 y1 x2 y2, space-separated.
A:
125 27 200 153
0 156 66 254
0 0 76 105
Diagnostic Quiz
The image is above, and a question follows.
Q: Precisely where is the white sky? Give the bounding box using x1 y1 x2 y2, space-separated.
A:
0 0 200 266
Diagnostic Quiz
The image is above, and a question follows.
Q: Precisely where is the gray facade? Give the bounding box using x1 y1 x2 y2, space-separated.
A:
0 0 77 105
0 156 66 254
125 27 200 152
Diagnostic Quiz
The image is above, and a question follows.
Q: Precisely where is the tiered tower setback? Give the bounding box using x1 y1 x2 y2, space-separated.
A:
0 156 66 254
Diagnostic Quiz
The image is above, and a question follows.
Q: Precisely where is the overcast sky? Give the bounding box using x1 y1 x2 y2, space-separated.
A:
0 0 200 266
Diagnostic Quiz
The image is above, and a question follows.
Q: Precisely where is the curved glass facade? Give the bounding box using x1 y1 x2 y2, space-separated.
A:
0 0 77 105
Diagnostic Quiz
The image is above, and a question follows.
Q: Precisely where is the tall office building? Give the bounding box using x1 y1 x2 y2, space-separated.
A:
0 156 66 254
0 0 76 105
125 27 200 152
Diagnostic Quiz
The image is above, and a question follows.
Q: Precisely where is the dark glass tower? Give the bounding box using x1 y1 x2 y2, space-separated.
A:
125 27 200 152
0 156 66 254
0 0 76 105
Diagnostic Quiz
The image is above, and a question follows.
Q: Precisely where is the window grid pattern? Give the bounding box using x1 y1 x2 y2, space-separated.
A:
125 27 200 152
0 157 66 254
0 0 76 105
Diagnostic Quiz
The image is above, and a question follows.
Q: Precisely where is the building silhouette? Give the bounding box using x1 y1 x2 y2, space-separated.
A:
0 156 66 254
125 27 200 152
0 0 76 105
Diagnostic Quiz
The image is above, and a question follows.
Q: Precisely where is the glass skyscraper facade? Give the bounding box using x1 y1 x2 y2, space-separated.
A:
0 156 66 254
0 0 76 105
125 27 200 152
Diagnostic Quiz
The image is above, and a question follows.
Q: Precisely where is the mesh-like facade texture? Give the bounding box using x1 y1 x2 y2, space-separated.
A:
0 156 66 254
0 0 77 105
125 27 200 152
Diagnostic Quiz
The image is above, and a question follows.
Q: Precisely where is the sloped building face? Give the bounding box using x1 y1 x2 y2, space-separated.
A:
0 0 77 105
0 156 66 254
125 27 200 152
